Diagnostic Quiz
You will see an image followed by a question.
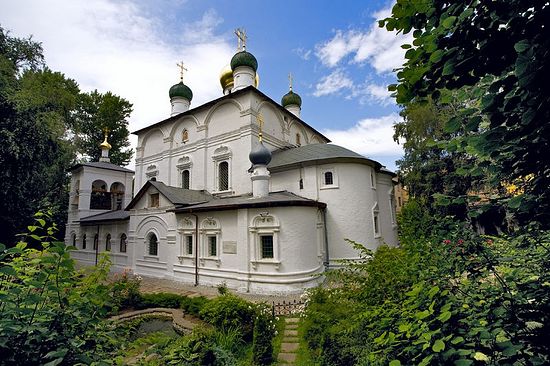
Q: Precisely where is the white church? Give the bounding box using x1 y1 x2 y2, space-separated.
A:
66 32 398 294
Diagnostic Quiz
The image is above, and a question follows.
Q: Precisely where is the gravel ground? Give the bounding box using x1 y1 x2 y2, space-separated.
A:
138 276 305 304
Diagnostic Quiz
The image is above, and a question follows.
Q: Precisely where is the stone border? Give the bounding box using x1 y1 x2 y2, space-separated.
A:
109 308 199 335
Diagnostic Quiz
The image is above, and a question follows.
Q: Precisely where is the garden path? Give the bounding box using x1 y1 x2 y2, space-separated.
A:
277 317 300 365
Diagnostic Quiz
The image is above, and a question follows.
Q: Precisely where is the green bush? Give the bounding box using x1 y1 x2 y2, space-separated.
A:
180 295 210 317
301 208 550 365
199 294 256 341
136 292 187 309
252 304 276 365
0 211 119 365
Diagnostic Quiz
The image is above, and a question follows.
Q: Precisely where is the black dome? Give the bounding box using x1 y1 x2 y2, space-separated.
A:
249 142 272 165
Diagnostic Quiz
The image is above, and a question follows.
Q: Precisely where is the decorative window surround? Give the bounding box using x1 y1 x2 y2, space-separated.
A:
212 146 232 194
177 218 196 264
177 156 192 189
199 217 221 267
249 214 281 270
146 164 159 180
370 170 377 189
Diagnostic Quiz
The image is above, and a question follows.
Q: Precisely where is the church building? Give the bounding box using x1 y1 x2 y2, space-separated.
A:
66 31 398 294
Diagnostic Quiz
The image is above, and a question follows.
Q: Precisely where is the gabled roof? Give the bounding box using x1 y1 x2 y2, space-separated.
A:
68 161 134 173
172 191 326 213
125 180 212 210
131 86 331 143
79 210 130 224
268 143 385 171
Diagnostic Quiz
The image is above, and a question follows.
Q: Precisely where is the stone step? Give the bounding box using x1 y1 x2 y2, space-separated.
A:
284 329 298 337
278 352 296 363
285 317 299 323
281 342 299 352
286 323 298 329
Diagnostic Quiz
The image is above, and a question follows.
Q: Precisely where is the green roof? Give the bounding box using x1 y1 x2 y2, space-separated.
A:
281 90 302 108
169 82 193 100
230 51 258 72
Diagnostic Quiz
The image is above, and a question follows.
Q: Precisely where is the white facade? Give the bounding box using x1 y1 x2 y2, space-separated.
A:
66 75 397 294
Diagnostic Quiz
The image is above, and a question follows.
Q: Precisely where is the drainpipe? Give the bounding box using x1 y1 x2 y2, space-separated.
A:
322 208 330 268
189 213 199 286
95 225 100 266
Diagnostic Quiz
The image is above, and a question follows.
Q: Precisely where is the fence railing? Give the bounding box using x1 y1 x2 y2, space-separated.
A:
272 299 304 316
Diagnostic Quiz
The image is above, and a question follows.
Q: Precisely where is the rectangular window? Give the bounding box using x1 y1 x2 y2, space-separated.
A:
374 214 380 236
260 235 274 259
150 193 159 207
185 235 193 255
208 236 217 256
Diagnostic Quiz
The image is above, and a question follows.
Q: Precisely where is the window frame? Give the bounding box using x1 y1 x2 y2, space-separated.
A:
120 233 127 253
372 203 381 238
149 193 160 208
105 233 111 252
212 146 232 194
320 167 338 189
249 214 280 269
148 233 159 256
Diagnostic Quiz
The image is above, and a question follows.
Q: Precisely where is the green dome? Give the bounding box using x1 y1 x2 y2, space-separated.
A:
169 82 193 101
281 90 302 108
230 51 258 72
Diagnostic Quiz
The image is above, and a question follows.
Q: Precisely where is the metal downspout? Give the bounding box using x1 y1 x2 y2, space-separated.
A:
322 208 330 268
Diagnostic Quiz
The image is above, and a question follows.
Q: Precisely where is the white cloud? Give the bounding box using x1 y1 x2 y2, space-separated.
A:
313 69 354 97
322 113 403 157
315 5 413 74
294 47 312 61
0 0 234 135
351 83 393 106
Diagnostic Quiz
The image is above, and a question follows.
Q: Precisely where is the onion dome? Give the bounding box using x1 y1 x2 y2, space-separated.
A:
99 135 111 150
281 90 302 108
249 142 272 166
230 51 258 72
219 64 234 90
169 81 193 101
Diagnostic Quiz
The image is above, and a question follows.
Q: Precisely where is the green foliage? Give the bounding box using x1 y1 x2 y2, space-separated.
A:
199 294 257 341
252 304 276 365
109 269 142 311
383 0 550 227
136 292 189 310
0 211 119 365
74 90 133 166
180 295 210 317
302 209 550 365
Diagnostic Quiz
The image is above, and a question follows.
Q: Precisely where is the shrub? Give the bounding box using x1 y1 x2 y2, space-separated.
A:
0 211 118 365
180 295 209 317
136 292 187 309
109 268 142 311
199 294 256 341
252 304 276 365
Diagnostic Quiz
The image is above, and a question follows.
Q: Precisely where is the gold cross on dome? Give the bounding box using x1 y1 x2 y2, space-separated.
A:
235 28 247 51
256 113 264 142
176 61 187 81
288 72 293 91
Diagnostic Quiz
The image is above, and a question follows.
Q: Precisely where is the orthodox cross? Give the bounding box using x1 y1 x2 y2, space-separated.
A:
288 72 293 91
256 113 264 142
176 61 187 81
235 28 247 51
102 127 110 139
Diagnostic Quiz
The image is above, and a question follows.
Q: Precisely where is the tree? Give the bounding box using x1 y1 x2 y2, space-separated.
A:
383 0 550 227
75 90 133 166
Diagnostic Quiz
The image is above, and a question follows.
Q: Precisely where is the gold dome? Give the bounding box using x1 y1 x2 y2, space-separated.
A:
219 64 260 91
219 64 234 90
100 135 111 150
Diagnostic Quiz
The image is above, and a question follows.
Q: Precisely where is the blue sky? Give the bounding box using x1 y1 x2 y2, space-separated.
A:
1 0 410 170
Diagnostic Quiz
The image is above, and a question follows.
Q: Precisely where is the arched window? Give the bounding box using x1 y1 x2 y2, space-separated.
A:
182 170 190 189
218 162 229 191
105 234 111 251
72 233 77 248
120 234 127 253
324 171 333 185
148 234 158 256
82 234 87 250
90 180 111 209
110 182 125 210
93 234 99 250
296 133 301 146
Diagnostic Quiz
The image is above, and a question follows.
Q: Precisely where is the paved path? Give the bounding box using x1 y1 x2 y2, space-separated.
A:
278 317 300 365
138 276 303 304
